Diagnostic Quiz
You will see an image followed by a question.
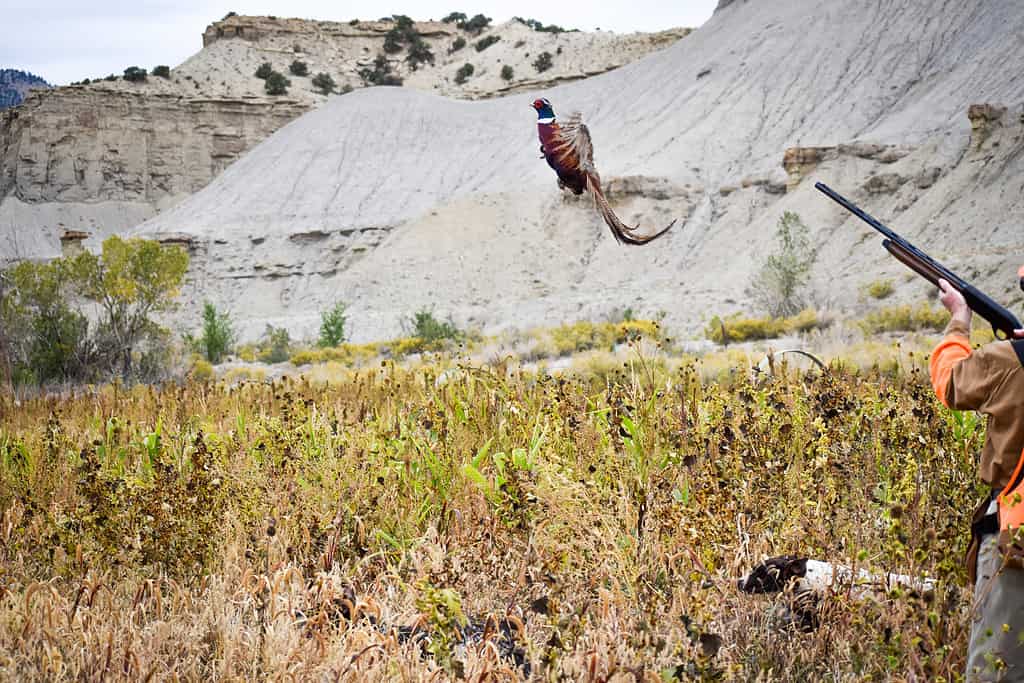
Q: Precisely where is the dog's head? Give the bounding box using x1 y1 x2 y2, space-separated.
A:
737 556 808 593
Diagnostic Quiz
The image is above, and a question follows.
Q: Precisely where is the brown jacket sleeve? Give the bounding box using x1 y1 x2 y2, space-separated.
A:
948 343 1004 411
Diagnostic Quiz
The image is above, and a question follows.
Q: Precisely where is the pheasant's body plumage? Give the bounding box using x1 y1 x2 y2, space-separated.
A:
532 98 676 245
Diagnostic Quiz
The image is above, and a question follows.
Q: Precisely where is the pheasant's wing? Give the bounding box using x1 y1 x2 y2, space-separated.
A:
559 112 677 245
556 112 598 178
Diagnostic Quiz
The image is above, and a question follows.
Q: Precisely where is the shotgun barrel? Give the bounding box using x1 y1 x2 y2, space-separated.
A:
815 182 1022 339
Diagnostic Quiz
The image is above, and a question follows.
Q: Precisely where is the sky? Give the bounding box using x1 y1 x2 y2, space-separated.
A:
4 1 718 85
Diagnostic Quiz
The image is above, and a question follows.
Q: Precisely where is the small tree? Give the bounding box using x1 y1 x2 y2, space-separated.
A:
1 260 93 384
500 65 514 81
312 72 337 94
449 37 466 53
255 62 274 79
462 14 491 34
318 302 348 347
454 63 474 84
289 60 309 76
123 66 148 82
152 65 171 78
533 52 553 73
264 71 290 95
74 236 189 379
748 211 816 317
192 302 234 364
359 55 403 86
442 11 467 24
406 38 435 70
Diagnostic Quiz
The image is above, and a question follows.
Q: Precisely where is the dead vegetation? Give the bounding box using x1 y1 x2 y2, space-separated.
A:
0 351 983 679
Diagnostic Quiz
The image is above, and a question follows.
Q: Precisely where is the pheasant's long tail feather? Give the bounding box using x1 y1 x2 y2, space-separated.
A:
586 175 677 245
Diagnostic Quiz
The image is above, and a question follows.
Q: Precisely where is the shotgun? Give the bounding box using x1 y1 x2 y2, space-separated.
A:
815 182 1022 339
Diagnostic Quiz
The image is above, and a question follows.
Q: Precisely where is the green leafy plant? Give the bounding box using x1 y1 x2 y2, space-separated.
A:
152 65 171 78
749 210 816 317
255 62 273 79
500 64 514 81
189 302 234 364
289 60 309 76
449 37 466 53
318 302 348 347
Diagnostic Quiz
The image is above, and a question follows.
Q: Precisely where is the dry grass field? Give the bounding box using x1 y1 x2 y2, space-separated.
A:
0 348 985 680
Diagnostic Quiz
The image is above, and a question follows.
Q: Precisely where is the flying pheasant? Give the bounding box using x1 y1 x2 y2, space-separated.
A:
531 98 676 245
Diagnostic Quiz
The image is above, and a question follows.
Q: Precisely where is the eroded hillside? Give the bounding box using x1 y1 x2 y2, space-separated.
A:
129 0 1024 342
0 14 686 261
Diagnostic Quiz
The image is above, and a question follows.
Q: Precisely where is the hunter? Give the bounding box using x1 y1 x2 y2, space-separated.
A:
930 274 1024 681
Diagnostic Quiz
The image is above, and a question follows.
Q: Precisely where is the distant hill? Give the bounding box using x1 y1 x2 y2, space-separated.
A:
0 69 51 109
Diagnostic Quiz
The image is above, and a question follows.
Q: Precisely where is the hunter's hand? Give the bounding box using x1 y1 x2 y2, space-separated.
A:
938 279 972 327
1014 328 1024 339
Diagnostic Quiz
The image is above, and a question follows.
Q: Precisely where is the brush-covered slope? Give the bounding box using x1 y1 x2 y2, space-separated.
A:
135 0 1024 341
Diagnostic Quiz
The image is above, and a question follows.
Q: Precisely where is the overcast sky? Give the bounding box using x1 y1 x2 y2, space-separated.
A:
4 1 718 85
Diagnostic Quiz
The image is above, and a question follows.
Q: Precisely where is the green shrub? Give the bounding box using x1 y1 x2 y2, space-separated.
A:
538 319 663 357
258 325 291 363
123 66 147 82
383 30 404 54
312 72 336 94
264 71 290 95
189 302 234 364
152 65 171 78
475 35 500 51
255 62 273 79
104 74 118 82
289 60 309 76
449 37 467 53
442 11 467 24
408 309 462 345
189 358 214 381
290 342 379 366
533 52 553 73
461 14 491 34
749 211 816 317
859 303 948 334
454 63 474 84
704 309 824 344
318 302 348 347
864 279 895 300
500 65 514 81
